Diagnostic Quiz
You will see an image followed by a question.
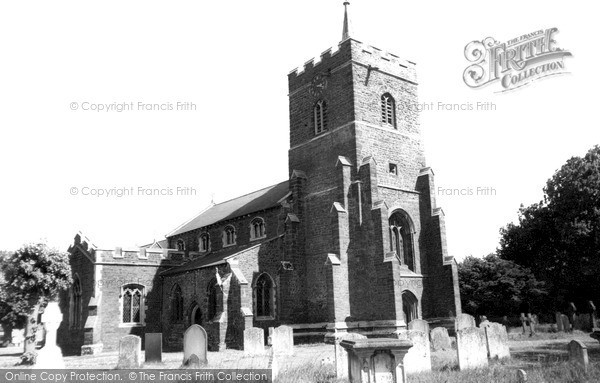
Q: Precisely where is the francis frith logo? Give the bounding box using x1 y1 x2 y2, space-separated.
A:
463 28 572 92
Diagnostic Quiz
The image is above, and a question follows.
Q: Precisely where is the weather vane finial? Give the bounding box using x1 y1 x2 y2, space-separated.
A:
342 1 351 41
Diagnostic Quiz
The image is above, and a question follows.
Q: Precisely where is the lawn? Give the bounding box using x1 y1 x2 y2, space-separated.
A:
0 330 598 383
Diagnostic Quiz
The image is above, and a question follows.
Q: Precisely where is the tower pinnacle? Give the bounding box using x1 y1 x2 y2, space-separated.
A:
342 1 351 41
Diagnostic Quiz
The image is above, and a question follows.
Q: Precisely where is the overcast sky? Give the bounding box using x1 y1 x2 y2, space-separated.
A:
0 0 598 260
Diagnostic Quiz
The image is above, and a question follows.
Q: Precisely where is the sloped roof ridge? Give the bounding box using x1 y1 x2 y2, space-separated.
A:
212 180 287 207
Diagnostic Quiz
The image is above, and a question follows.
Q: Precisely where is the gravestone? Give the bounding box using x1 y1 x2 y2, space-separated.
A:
36 302 65 368
589 301 597 329
430 327 451 351
517 369 527 383
244 327 265 355
408 319 429 334
556 312 564 332
334 332 367 380
456 327 488 370
575 314 591 332
116 335 142 369
271 325 293 355
11 329 24 347
340 338 413 383
183 325 208 366
455 313 476 332
568 340 589 370
145 333 162 363
484 323 510 360
561 314 570 332
399 330 431 374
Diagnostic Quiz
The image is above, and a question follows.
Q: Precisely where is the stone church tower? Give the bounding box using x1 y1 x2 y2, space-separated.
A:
287 2 461 338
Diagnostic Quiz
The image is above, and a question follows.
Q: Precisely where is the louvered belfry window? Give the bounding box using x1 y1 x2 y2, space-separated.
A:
381 93 395 127
314 100 328 134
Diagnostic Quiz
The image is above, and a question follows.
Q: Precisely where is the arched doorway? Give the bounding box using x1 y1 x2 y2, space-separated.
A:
402 290 418 324
190 304 202 326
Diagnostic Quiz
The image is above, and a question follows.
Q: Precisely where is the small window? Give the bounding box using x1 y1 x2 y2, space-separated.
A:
70 276 82 329
176 239 185 251
223 225 236 247
171 284 183 321
199 233 210 252
250 218 266 240
207 279 219 320
389 163 398 175
314 100 328 134
255 273 275 319
122 284 145 325
381 93 396 127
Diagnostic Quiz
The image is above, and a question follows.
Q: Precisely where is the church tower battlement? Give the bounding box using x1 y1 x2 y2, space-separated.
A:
286 2 461 337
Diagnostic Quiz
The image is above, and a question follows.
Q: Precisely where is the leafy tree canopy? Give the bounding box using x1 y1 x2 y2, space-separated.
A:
0 243 72 331
498 145 600 310
458 254 547 317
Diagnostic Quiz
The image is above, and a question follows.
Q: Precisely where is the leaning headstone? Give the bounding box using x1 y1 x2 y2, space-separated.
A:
456 327 488 370
271 325 293 355
408 319 429 334
556 312 564 332
244 327 265 355
430 327 451 351
399 330 431 374
455 313 476 332
145 333 162 363
334 332 367 380
517 369 527 383
568 340 589 370
36 302 65 368
561 314 570 332
116 335 142 369
183 325 208 365
484 323 510 359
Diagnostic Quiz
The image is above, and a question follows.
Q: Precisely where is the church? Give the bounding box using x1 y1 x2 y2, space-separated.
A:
57 2 461 355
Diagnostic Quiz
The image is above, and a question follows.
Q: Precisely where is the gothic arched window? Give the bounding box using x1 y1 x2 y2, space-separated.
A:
199 233 210 252
70 275 82 328
176 239 185 251
122 284 145 325
314 100 328 134
207 279 219 320
255 273 275 319
381 93 396 127
171 284 183 321
389 211 415 271
223 225 236 247
250 218 266 240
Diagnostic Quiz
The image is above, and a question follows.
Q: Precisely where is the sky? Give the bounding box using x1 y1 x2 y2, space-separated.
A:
0 0 598 260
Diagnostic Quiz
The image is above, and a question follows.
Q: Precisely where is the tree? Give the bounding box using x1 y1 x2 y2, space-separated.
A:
498 145 600 310
458 254 547 318
0 243 72 354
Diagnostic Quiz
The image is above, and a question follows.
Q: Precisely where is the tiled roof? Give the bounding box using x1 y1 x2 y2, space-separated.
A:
168 180 289 237
160 235 283 276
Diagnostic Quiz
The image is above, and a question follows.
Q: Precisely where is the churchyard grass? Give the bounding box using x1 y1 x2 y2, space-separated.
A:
0 330 597 382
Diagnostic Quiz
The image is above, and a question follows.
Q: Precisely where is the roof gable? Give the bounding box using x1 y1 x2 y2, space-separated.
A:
168 180 289 237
